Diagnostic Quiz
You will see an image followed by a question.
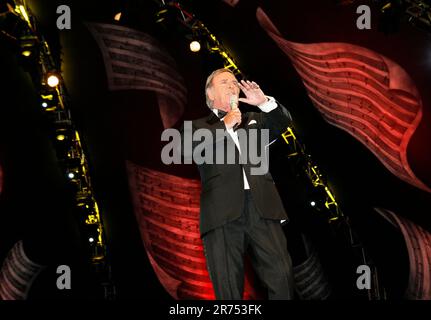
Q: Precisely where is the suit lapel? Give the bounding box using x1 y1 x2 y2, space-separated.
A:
205 111 255 165
206 112 220 125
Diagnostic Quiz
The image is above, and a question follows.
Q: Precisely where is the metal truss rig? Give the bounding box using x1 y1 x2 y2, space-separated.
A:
154 0 242 75
0 0 115 299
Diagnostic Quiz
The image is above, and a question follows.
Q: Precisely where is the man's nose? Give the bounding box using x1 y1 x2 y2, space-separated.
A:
228 82 238 90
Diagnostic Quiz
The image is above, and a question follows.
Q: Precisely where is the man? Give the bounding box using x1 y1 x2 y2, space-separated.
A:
180 68 294 299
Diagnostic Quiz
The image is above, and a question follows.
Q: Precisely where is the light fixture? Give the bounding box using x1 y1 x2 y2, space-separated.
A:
155 8 168 23
381 2 392 13
86 224 99 244
19 35 38 59
47 74 60 87
114 12 122 21
67 172 75 179
17 5 31 26
189 40 201 52
307 184 327 211
40 92 57 111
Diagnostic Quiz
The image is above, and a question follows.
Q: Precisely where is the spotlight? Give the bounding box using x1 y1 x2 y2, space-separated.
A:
86 224 99 245
381 2 392 13
40 93 57 111
154 6 176 29
155 8 168 23
114 12 122 21
47 74 60 87
17 5 31 26
18 35 39 61
67 172 75 179
189 40 201 52
55 127 69 141
307 184 327 211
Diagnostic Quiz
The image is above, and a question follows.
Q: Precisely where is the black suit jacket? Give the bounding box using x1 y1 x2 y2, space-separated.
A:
180 101 293 237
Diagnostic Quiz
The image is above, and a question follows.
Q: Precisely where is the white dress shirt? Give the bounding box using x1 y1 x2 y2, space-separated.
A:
212 96 278 190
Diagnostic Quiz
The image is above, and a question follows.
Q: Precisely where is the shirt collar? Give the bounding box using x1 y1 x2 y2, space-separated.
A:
212 108 225 120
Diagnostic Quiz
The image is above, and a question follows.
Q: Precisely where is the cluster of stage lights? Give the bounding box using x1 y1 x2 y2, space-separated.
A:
281 128 342 222
40 74 105 251
149 0 241 74
2 1 108 259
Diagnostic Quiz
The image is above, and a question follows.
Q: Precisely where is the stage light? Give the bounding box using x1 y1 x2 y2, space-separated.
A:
17 5 31 27
155 8 168 23
85 215 98 225
47 74 59 87
19 35 38 60
189 40 201 52
67 172 75 179
41 93 54 100
307 184 328 211
55 125 70 141
381 2 392 13
114 12 122 21
86 223 100 245
40 91 57 111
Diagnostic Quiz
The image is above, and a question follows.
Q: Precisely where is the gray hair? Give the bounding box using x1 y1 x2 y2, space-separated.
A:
205 68 236 109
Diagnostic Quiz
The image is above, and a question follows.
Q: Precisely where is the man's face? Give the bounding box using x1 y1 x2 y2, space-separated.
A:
207 72 240 112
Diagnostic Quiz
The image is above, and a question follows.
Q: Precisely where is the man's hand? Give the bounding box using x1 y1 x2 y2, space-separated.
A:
223 108 242 129
238 80 268 106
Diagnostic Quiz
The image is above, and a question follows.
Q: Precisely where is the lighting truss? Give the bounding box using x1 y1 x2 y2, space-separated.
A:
0 0 114 299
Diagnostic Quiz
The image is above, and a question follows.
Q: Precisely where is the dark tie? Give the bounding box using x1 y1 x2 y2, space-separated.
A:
216 109 228 119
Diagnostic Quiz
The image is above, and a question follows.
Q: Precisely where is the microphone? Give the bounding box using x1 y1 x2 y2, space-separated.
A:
230 95 240 131
230 95 238 110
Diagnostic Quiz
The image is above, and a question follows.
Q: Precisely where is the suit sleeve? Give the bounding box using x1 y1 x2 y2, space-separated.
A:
260 101 293 142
